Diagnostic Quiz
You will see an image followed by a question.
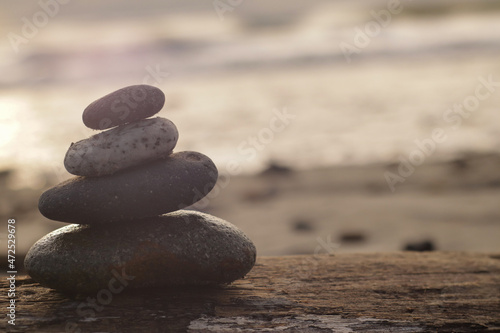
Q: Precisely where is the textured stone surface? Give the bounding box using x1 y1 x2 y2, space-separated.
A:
83 85 165 130
64 117 178 177
39 151 218 224
24 211 256 294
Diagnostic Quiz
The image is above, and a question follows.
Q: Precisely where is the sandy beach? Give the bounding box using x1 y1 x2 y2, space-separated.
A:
207 152 500 255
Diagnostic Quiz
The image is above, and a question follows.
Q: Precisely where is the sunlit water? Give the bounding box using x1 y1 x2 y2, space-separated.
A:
1 1 500 188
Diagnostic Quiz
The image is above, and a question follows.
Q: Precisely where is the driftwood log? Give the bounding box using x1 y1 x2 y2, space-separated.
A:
1 252 499 332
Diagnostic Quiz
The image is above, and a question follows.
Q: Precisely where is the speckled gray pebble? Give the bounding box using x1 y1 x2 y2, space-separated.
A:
64 117 178 177
83 85 165 130
39 151 218 224
25 210 256 294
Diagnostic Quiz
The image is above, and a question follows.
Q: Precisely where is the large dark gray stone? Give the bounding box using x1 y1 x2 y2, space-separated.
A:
39 151 218 224
25 211 256 294
83 85 165 130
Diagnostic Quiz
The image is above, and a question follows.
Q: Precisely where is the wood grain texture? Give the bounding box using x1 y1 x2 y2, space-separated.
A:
1 252 499 332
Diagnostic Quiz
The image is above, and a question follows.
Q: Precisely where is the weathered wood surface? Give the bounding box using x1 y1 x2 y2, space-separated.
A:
1 252 500 332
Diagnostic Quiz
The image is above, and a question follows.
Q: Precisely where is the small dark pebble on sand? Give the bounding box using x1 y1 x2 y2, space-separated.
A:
339 232 366 243
404 240 435 252
451 158 468 172
292 218 314 232
260 162 293 176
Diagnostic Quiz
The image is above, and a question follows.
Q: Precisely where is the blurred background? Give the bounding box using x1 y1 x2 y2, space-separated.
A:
0 0 499 268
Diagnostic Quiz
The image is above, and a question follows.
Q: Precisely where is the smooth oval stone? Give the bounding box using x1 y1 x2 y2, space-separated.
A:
64 117 178 177
39 151 218 224
83 85 165 130
25 210 256 294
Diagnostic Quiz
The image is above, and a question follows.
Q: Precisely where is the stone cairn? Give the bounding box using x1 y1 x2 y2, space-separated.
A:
25 85 256 295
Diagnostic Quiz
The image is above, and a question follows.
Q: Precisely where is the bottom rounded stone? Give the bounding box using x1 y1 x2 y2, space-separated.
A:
24 211 256 294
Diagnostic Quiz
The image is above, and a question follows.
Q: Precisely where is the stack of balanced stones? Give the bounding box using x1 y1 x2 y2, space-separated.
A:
25 85 256 295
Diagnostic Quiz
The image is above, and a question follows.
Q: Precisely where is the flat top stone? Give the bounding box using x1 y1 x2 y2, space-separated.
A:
83 85 165 130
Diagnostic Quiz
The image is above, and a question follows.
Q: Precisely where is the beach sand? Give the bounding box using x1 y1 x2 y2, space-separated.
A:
206 152 500 256
2 152 499 272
